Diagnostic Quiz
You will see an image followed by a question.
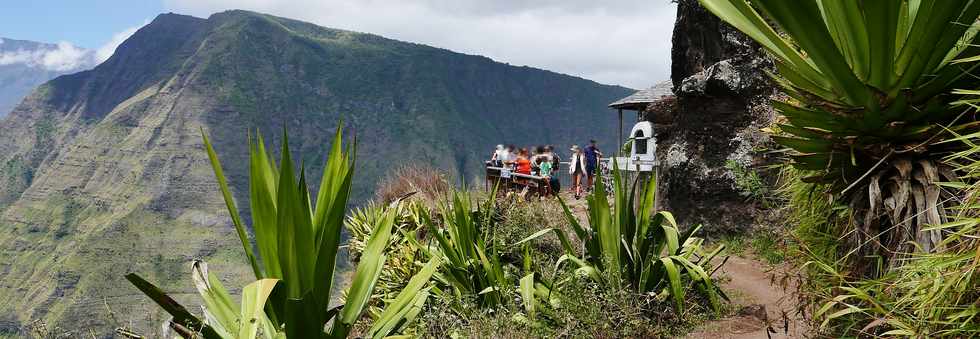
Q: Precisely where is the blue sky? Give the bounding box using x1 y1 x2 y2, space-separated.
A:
1 1 163 49
0 1 676 88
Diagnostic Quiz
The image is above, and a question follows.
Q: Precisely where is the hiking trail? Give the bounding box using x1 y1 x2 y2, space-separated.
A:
560 191 807 338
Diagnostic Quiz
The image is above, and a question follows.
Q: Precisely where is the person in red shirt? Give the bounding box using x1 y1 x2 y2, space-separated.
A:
515 148 532 174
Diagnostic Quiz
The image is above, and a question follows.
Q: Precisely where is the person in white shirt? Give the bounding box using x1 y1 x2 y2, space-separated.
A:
490 144 507 167
491 144 508 167
569 145 588 199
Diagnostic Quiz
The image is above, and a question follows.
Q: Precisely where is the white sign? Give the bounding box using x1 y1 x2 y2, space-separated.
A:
500 169 512 178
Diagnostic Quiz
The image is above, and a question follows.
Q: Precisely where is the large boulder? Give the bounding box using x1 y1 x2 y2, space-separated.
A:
654 0 778 234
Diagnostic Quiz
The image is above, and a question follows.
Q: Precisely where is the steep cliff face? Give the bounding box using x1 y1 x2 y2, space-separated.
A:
656 0 776 233
0 11 631 336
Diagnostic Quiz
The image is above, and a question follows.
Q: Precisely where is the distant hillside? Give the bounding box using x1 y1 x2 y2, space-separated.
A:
0 10 631 335
0 38 96 118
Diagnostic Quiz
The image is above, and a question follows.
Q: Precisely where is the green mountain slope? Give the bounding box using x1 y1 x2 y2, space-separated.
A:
0 10 631 336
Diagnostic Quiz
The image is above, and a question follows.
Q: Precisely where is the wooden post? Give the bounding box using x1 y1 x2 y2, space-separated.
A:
654 165 661 211
618 108 623 156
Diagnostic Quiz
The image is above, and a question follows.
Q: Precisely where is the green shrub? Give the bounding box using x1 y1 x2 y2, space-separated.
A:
346 163 730 337
411 272 716 338
787 157 980 337
724 160 770 201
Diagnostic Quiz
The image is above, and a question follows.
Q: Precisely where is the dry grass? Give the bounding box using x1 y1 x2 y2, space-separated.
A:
373 164 451 204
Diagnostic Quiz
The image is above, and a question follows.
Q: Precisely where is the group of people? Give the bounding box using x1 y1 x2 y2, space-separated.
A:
490 144 562 193
489 140 602 199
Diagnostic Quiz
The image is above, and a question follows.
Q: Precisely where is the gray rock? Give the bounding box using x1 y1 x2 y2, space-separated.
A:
652 0 779 234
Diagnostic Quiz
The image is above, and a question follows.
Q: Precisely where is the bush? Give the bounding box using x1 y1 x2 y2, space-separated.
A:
411 271 720 338
492 197 580 276
520 169 725 315
349 166 728 337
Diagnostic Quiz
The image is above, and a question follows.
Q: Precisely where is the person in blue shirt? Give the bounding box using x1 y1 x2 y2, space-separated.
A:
583 139 602 192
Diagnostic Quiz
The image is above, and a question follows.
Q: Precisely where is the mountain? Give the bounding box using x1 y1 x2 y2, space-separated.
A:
0 38 97 118
0 10 632 336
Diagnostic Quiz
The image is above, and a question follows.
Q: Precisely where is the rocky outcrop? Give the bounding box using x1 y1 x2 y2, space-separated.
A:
654 0 777 234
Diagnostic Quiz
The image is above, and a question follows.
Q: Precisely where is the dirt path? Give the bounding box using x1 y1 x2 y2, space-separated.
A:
559 192 806 338
684 255 807 339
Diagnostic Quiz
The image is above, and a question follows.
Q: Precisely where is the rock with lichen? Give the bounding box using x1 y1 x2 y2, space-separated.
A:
652 0 779 234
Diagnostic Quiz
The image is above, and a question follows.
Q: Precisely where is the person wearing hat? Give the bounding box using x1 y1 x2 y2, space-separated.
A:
569 145 588 199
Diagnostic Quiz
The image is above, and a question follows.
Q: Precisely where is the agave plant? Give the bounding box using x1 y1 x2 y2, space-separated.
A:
349 187 562 326
700 0 980 273
126 262 283 339
797 130 980 336
417 189 510 307
519 165 725 314
128 127 440 338
202 127 378 337
127 257 440 339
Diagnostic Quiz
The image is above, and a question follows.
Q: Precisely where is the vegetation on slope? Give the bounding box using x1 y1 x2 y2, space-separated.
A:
344 171 727 337
128 127 729 338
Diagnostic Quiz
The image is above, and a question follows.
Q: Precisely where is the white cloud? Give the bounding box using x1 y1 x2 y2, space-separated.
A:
96 23 144 63
0 41 93 72
163 0 675 89
0 21 145 72
42 42 92 71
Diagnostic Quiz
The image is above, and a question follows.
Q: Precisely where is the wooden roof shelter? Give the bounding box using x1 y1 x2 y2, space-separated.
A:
608 81 673 148
609 81 674 110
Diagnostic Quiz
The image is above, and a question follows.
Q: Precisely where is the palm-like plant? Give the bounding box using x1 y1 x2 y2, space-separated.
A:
520 166 725 314
128 127 439 338
202 127 375 337
700 0 980 273
419 189 510 307
125 262 284 339
350 188 563 325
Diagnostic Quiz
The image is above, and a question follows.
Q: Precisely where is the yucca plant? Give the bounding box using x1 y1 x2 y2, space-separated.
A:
128 126 439 339
519 165 725 314
127 257 441 339
795 133 980 336
202 127 377 337
418 189 510 307
700 0 980 273
125 262 283 339
350 188 563 327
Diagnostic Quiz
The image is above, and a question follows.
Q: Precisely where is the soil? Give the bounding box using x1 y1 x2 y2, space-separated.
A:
683 255 807 339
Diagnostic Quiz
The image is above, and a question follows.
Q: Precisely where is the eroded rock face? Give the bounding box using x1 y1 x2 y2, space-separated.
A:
655 0 777 234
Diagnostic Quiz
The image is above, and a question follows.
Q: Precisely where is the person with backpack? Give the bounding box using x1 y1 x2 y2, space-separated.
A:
583 139 602 193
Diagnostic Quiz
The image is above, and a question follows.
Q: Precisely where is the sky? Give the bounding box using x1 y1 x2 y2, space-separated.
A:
0 0 677 89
